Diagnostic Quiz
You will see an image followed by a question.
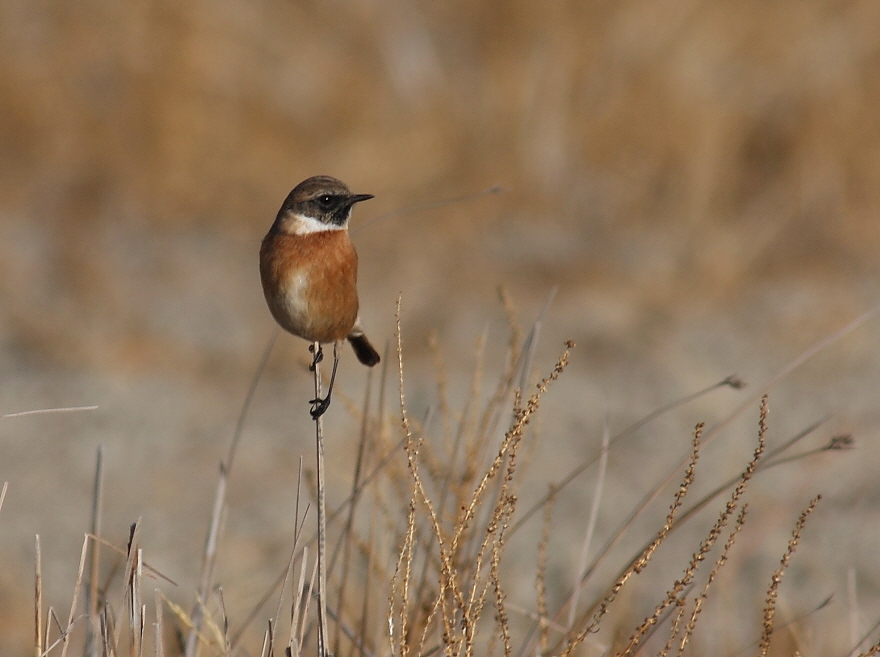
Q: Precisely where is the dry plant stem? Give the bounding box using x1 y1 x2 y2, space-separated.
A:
228 327 278 470
535 490 555 655
678 504 748 653
848 617 880 657
358 504 378 657
617 423 710 656
267 461 309 656
469 289 522 461
413 330 487 623
60 534 90 657
436 328 485 527
553 423 704 657
516 299 879 576
544 368 825 650
231 433 406 648
469 288 550 507
287 546 310 654
3 405 99 418
759 495 822 657
461 300 551 573
667 416 828 536
119 521 142 650
130 548 145 656
35 534 42 657
313 340 331 657
395 291 574 657
154 588 165 657
856 636 880 657
630 401 769 655
324 607 379 657
186 329 277 657
428 331 453 453
568 413 610 630
510 374 740 538
274 459 305 623
217 588 231 654
572 397 768 656
393 298 452 656
331 370 373 657
85 446 105 657
552 300 863 588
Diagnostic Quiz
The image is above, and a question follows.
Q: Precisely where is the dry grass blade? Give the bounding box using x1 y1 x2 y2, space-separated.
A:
288 546 311 654
59 534 90 657
0 480 8 515
299 552 320 656
85 534 177 587
217 588 231 654
117 521 141 650
45 607 63 654
100 607 116 657
3 405 99 418
154 589 165 657
263 620 273 657
127 548 145 657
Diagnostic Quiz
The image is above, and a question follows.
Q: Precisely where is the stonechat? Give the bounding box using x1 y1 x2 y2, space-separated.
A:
260 175 381 418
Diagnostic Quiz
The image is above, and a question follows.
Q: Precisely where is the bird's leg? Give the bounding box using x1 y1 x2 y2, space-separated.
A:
310 341 340 419
308 342 324 371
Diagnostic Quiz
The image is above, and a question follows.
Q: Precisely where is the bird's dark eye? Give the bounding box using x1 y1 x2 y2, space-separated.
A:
317 194 334 208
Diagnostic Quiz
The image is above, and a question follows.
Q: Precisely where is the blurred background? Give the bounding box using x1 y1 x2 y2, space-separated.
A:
1 0 880 653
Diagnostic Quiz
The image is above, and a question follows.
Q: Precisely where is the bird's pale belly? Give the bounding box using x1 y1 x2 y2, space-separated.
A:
270 268 359 343
260 229 361 344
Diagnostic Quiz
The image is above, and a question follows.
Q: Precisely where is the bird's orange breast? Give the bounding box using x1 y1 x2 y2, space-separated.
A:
260 230 360 343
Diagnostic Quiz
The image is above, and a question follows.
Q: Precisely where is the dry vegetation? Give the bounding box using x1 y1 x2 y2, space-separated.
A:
19 302 880 656
2 1 880 656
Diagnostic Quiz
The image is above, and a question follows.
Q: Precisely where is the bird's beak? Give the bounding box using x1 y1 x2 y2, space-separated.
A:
350 193 374 205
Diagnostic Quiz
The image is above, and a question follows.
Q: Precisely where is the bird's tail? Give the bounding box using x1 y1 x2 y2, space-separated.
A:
348 331 380 366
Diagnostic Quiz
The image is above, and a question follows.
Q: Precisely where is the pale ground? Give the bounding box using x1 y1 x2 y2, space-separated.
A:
1 2 880 655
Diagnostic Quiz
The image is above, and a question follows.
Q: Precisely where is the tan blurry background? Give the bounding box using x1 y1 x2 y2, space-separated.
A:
2 0 880 653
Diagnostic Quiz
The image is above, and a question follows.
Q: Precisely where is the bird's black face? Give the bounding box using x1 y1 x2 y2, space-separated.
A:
304 191 371 226
278 176 373 228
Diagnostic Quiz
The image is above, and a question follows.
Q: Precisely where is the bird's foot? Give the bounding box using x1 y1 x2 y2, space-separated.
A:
309 395 332 419
308 343 324 371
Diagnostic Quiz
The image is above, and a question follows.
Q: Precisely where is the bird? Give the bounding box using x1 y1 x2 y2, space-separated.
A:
260 175 380 418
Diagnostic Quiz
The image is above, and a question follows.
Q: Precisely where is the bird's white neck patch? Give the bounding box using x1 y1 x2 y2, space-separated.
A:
289 213 346 235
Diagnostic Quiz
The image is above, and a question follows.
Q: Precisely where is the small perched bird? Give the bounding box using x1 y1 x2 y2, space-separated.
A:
260 175 380 417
